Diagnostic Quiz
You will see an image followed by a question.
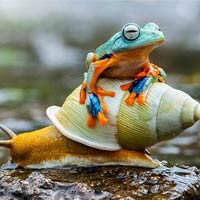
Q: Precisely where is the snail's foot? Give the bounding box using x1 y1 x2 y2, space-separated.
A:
87 87 115 127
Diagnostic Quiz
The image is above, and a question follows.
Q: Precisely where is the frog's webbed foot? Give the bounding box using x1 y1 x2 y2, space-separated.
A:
121 63 166 106
121 77 148 105
87 87 115 127
79 72 115 127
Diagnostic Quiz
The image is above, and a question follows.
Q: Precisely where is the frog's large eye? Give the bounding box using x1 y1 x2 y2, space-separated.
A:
122 24 140 41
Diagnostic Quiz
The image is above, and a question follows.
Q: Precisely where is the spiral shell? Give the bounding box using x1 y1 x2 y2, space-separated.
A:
47 78 200 151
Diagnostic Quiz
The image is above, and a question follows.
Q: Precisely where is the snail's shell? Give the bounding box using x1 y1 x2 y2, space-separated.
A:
47 78 200 151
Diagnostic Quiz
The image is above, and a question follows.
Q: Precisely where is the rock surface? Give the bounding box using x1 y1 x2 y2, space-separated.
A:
0 161 200 200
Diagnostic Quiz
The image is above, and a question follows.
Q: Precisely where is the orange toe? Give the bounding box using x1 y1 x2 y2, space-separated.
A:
97 112 108 126
137 92 145 104
135 71 147 79
79 89 86 104
87 114 96 128
158 75 164 82
120 82 133 91
98 94 107 113
124 92 136 106
79 81 87 104
96 87 115 97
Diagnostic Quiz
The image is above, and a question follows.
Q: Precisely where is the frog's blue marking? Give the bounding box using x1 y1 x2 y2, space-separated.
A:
87 93 102 118
100 53 112 60
159 68 167 79
129 77 148 95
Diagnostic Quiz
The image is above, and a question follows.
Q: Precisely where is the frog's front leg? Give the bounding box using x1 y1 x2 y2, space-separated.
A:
80 54 120 127
86 60 116 127
79 52 97 104
79 72 88 104
85 52 97 69
80 58 113 105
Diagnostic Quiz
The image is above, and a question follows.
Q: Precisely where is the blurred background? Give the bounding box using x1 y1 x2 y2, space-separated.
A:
0 0 199 167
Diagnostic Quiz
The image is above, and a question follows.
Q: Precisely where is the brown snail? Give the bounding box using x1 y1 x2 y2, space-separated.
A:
0 78 199 168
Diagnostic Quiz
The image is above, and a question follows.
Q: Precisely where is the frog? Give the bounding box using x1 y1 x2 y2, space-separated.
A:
79 22 166 127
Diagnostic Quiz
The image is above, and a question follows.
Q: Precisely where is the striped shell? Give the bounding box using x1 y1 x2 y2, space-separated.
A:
47 78 200 151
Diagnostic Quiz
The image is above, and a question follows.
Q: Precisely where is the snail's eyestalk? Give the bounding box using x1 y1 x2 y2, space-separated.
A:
0 140 12 148
0 124 15 148
0 124 16 138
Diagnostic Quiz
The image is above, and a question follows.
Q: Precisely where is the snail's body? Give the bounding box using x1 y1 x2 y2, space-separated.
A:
1 126 159 168
1 78 200 168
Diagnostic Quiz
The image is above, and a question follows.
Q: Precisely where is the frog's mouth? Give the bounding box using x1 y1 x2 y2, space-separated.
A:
119 38 165 54
116 39 164 61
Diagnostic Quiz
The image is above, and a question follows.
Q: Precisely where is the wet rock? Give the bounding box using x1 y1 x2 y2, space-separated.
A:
0 161 200 199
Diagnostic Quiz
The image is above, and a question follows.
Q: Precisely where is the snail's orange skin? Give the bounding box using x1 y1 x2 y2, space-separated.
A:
5 126 158 168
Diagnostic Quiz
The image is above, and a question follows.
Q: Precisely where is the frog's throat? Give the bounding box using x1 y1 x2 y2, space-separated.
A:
115 43 158 62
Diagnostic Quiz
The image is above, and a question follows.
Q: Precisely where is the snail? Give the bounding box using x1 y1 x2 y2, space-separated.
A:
0 78 199 169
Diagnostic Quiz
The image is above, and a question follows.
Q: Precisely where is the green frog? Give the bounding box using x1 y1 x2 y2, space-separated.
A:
79 22 166 127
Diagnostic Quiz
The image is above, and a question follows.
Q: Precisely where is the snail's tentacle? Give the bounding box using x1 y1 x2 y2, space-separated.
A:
0 140 12 148
0 124 16 138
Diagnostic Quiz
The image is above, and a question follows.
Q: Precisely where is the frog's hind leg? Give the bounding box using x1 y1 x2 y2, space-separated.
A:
85 57 119 127
120 63 150 105
123 77 148 106
121 63 166 106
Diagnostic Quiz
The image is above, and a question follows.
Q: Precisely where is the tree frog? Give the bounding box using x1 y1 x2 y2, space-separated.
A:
79 22 166 127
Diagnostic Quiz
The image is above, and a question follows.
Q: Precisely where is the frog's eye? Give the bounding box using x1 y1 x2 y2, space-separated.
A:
122 24 140 41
